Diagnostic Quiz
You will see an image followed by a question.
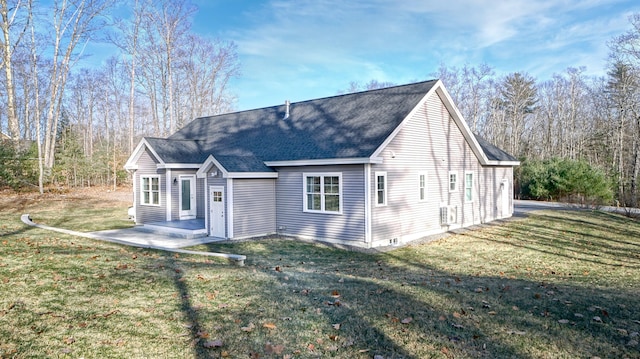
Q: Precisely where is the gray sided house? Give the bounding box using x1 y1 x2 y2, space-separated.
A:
124 80 519 248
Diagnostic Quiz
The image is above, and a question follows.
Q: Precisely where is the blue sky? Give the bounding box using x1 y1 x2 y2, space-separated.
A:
177 1 638 111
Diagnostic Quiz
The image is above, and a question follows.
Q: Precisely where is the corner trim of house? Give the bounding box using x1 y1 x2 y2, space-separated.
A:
364 163 372 243
227 178 234 239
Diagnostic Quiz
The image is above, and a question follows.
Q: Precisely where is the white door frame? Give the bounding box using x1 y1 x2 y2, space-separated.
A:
179 175 197 220
209 186 226 238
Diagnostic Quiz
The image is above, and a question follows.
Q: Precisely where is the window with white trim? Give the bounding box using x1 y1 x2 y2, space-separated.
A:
141 176 160 205
303 173 342 213
419 172 427 201
465 172 474 202
376 172 387 206
448 171 458 192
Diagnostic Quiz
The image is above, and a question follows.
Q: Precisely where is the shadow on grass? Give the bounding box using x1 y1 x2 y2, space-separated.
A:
184 224 640 358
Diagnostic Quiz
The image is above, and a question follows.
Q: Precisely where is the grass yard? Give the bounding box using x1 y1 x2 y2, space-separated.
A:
1 189 639 358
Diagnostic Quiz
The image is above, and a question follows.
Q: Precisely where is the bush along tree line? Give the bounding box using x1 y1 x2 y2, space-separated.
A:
516 158 614 205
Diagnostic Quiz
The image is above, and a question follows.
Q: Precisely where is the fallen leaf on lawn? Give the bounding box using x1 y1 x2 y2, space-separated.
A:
241 323 255 332
264 343 284 355
274 266 282 272
63 337 75 345
512 306 519 311
453 312 462 318
263 322 277 330
331 290 340 298
474 287 483 293
574 313 584 318
488 311 496 315
593 316 603 323
218 303 229 309
307 343 315 351
221 351 230 357
438 315 446 321
196 331 210 339
558 319 570 324
332 323 341 330
358 349 370 353
338 278 344 283
451 323 464 329
203 339 223 348
401 317 412 324
329 334 338 341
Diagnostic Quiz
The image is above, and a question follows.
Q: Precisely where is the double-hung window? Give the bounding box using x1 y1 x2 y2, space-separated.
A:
141 176 160 205
448 171 458 192
465 172 474 202
376 172 387 206
419 172 427 201
304 173 341 214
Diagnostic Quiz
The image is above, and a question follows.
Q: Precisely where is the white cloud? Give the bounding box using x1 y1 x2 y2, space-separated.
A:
215 0 640 109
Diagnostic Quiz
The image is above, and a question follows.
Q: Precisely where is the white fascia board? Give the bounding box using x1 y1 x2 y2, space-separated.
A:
124 138 165 169
486 160 521 167
157 163 201 169
264 157 380 167
196 155 230 179
227 172 278 179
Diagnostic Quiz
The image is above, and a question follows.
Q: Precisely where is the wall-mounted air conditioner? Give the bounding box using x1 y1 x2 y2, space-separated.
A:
440 205 457 225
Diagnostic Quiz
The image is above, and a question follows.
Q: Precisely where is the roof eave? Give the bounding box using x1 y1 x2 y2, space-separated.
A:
157 163 202 169
486 160 521 166
264 157 383 167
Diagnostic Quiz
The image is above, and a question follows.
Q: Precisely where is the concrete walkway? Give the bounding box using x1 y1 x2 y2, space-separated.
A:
20 214 246 265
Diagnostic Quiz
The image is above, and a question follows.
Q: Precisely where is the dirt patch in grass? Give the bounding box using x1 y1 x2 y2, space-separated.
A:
0 186 132 213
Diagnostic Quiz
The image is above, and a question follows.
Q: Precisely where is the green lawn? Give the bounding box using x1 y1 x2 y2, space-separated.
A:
1 190 639 358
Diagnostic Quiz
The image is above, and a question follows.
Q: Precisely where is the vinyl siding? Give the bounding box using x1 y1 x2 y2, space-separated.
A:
275 165 366 243
232 179 276 238
369 92 513 244
134 148 166 224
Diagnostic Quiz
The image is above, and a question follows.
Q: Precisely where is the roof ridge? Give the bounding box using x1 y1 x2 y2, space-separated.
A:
193 79 439 121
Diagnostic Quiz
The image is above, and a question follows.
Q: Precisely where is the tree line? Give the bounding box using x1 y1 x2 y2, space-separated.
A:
0 0 239 192
429 15 640 208
1 2 639 208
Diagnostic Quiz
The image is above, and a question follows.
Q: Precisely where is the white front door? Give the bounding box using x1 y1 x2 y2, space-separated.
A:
209 186 225 238
179 175 197 219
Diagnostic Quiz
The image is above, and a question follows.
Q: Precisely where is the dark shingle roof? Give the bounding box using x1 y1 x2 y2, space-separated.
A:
142 80 516 171
158 80 438 170
474 134 518 162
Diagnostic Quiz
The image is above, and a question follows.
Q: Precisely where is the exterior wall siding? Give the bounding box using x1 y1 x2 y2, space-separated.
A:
134 148 166 224
369 93 513 245
275 165 366 243
232 179 277 238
